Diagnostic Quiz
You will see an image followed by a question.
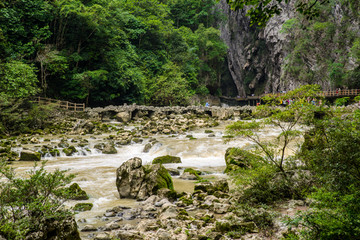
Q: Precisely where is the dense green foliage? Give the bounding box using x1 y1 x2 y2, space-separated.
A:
226 85 322 203
0 99 55 137
0 0 227 106
0 161 76 239
226 85 360 238
287 110 360 239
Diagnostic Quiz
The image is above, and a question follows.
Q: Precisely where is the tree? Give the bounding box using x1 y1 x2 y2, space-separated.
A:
62 69 108 106
225 85 324 202
0 61 39 100
194 24 227 95
0 0 52 59
145 62 191 106
169 0 223 30
35 45 68 95
227 85 323 176
225 0 330 27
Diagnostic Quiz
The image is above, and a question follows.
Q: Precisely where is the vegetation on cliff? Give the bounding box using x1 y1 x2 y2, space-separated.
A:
281 0 360 90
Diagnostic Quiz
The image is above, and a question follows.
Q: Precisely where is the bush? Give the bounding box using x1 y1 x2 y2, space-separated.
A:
0 99 55 136
287 187 360 240
0 161 78 239
287 110 360 239
335 97 350 106
235 163 309 204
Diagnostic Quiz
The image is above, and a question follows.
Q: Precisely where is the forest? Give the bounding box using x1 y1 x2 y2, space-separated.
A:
0 0 227 106
1 0 360 106
1 1 360 239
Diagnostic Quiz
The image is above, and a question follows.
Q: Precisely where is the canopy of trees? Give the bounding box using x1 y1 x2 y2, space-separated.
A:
0 0 227 106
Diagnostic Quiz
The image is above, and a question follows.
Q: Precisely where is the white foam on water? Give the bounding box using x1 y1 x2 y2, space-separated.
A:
6 120 303 234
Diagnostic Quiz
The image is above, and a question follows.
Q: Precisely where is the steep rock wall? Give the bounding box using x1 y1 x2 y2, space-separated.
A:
218 0 295 97
218 1 360 96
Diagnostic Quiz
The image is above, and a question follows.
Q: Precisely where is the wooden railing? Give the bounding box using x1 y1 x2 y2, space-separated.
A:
321 89 360 97
34 97 85 112
223 89 360 101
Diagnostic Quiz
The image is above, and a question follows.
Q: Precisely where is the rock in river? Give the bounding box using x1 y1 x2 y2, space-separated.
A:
152 155 181 164
116 157 174 200
20 150 41 161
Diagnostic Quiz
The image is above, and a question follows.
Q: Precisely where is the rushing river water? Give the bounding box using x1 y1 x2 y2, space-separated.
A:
6 120 299 238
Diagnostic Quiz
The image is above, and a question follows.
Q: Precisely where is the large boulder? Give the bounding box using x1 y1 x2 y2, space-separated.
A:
116 158 174 200
224 148 263 173
138 164 174 200
20 150 41 161
24 216 80 240
116 157 145 199
102 144 117 154
115 111 132 123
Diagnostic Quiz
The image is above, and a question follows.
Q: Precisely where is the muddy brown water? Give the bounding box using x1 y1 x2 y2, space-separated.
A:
5 120 304 238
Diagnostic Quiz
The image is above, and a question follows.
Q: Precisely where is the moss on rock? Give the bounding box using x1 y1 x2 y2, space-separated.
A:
146 164 174 191
224 147 263 173
152 155 181 164
63 146 77 156
74 203 93 211
183 168 202 180
67 183 89 200
20 150 41 161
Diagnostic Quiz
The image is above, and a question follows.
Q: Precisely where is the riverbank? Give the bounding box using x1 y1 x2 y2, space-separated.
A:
1 101 360 239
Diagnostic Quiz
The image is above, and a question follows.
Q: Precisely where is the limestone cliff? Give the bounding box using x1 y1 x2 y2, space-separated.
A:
218 0 295 97
218 0 360 96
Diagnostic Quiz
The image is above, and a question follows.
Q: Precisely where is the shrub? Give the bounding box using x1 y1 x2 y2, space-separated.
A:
287 110 360 238
0 161 77 239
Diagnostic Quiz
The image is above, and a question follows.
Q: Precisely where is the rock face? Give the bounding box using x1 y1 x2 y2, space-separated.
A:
116 158 174 200
20 150 41 161
218 0 360 95
217 0 295 96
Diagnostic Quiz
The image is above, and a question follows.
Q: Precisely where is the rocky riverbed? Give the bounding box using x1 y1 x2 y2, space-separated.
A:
0 105 309 239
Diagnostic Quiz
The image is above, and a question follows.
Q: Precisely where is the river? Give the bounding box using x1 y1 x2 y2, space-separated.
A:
7 119 297 238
